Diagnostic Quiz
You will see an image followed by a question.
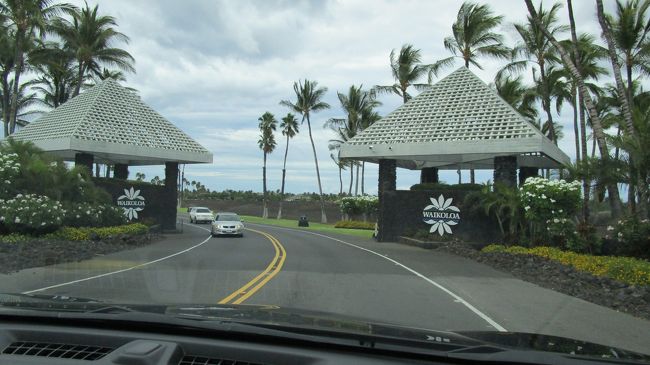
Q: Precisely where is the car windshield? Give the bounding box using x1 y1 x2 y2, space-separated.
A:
1 0 650 361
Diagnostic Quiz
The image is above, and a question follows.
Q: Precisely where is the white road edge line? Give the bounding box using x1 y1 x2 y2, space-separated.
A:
22 224 212 295
248 223 507 332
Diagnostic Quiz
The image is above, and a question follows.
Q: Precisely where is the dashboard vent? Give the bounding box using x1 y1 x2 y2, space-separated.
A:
180 355 265 365
3 341 113 360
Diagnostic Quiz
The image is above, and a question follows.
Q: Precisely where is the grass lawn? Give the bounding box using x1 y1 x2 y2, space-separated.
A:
240 215 374 239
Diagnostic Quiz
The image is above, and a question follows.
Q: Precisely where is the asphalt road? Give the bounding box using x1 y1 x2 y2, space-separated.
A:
2 221 650 354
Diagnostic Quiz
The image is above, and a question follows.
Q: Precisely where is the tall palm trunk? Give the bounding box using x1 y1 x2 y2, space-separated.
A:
8 30 24 135
262 152 268 219
354 164 359 196
306 114 327 223
596 0 647 218
526 0 622 218
73 62 84 97
571 88 580 162
277 135 290 219
361 162 365 195
568 0 591 223
348 161 353 195
461 60 477 183
2 71 10 137
338 165 343 195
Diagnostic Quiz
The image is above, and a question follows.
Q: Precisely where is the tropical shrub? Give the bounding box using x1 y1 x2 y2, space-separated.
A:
520 177 581 248
334 220 375 230
464 183 524 243
338 196 378 219
63 202 126 228
607 218 650 259
0 152 20 199
482 245 650 286
0 194 64 234
50 223 149 241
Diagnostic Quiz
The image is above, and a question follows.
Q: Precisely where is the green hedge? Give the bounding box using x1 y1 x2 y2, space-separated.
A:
483 245 650 286
48 224 149 241
334 221 375 230
410 183 483 192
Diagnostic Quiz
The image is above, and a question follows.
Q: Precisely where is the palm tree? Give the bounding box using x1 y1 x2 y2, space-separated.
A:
51 2 134 98
492 73 538 123
503 2 567 146
0 0 76 134
330 153 345 196
29 41 76 108
608 0 650 104
433 1 509 183
524 0 624 218
358 106 381 194
280 79 330 223
327 125 354 195
327 85 381 195
599 0 650 217
277 112 299 219
432 1 510 76
258 111 277 219
372 44 430 104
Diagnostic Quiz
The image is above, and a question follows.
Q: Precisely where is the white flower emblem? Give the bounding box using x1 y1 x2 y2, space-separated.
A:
117 187 146 221
422 194 461 236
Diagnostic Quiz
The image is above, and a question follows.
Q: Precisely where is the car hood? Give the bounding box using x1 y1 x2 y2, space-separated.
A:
0 293 647 360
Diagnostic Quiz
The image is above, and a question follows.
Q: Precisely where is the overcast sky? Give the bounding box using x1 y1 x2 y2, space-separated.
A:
69 0 619 194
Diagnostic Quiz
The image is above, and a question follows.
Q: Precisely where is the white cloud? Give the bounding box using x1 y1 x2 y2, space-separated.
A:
72 0 629 193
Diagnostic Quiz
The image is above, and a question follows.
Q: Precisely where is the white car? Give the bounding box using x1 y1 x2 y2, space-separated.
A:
189 207 214 224
211 212 244 237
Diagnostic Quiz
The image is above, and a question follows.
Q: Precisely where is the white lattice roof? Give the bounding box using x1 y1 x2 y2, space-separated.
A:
11 79 212 165
340 67 570 169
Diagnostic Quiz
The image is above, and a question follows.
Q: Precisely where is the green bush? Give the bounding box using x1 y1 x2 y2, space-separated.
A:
338 196 378 217
482 244 650 286
49 223 149 241
410 183 483 192
63 202 126 228
334 220 375 230
608 218 650 259
0 139 111 204
0 194 64 234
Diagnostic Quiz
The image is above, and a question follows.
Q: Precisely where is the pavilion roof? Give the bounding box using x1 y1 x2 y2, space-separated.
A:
11 79 212 165
340 67 570 169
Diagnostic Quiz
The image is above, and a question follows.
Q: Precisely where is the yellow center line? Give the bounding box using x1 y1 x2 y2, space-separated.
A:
218 228 286 305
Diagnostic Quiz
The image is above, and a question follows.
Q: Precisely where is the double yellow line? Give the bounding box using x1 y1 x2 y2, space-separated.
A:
218 228 286 305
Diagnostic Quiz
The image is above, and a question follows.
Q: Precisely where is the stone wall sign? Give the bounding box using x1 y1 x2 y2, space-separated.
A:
422 194 460 236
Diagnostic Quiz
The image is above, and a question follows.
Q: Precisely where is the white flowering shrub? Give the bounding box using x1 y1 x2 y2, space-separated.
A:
0 194 64 234
520 177 582 249
0 152 20 199
63 202 126 228
338 196 378 218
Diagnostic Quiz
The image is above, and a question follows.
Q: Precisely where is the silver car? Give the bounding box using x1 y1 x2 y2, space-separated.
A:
211 212 244 237
189 207 214 224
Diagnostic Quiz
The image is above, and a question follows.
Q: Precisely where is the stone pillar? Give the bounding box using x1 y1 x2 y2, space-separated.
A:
420 167 439 184
377 159 396 242
493 156 518 188
519 166 538 186
114 164 129 180
163 162 179 230
378 159 396 195
74 153 93 173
